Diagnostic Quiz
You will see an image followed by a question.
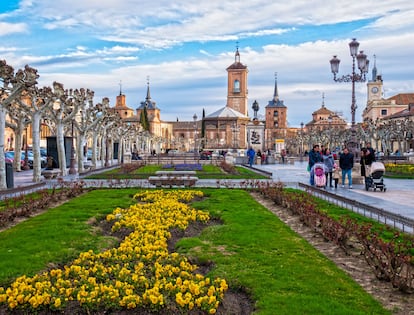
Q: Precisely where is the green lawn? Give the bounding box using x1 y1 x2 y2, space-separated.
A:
0 188 389 314
85 164 268 179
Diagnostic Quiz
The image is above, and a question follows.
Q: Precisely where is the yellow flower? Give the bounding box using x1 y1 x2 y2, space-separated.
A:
53 297 61 308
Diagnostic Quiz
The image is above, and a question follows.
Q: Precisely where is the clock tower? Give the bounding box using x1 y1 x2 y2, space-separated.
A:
226 47 248 116
367 78 383 102
367 55 383 102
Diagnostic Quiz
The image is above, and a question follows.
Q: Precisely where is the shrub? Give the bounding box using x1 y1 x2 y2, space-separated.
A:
219 161 238 175
120 163 143 174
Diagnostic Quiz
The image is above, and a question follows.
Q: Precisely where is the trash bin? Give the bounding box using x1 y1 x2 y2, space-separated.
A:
6 162 14 188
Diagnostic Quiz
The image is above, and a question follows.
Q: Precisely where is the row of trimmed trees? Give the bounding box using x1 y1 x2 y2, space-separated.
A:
293 118 414 156
0 60 143 190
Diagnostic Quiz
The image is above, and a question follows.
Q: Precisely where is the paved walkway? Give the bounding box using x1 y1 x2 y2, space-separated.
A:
256 160 414 220
6 160 414 220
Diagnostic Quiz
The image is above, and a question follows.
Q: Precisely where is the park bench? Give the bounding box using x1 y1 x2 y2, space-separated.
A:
41 169 61 179
148 170 198 188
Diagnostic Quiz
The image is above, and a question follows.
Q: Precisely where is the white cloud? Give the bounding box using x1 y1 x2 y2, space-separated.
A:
0 22 27 36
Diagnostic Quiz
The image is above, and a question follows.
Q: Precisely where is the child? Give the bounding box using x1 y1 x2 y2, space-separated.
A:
332 161 340 189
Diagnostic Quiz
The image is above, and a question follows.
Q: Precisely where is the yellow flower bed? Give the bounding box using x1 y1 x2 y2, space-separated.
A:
384 163 414 174
0 190 228 313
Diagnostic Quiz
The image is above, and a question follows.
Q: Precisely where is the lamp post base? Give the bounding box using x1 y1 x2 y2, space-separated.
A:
69 158 76 175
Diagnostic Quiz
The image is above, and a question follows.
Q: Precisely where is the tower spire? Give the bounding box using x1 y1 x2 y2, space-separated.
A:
146 76 151 101
119 80 122 95
273 72 279 102
371 54 377 81
235 41 240 63
321 92 325 108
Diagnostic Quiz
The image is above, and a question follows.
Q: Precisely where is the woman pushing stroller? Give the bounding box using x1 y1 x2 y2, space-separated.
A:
360 144 376 177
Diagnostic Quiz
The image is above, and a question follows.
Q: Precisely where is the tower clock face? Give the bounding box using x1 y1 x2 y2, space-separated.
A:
371 87 379 94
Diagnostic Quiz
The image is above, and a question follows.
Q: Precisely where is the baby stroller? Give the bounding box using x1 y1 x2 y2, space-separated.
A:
364 161 387 192
313 162 327 188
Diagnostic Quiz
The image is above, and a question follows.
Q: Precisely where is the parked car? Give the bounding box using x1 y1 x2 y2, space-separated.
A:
5 151 47 168
5 156 14 164
5 151 25 167
167 149 181 155
200 151 212 160
87 148 100 160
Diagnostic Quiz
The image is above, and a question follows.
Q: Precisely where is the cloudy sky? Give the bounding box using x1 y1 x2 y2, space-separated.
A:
1 1 414 126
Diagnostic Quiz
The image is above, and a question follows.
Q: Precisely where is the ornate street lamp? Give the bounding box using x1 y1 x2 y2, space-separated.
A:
330 38 369 128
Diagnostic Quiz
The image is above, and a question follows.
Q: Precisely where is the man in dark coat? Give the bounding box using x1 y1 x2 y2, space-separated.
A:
339 147 354 188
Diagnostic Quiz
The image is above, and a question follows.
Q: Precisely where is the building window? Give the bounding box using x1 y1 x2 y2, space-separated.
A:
274 122 278 128
233 80 240 93
381 109 387 116
273 111 278 117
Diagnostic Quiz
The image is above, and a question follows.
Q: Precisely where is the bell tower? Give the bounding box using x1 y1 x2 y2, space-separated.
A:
367 55 383 102
226 46 248 116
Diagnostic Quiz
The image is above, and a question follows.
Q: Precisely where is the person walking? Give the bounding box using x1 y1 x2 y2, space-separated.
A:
281 149 287 164
308 144 322 185
257 150 262 164
332 161 340 189
323 148 335 188
366 142 376 162
247 147 256 167
339 147 354 189
360 146 375 177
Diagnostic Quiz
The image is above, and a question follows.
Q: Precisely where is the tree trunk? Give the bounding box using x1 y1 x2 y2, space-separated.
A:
32 112 42 182
56 122 67 175
77 132 86 173
91 133 99 169
13 123 24 172
118 137 124 161
0 108 7 189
